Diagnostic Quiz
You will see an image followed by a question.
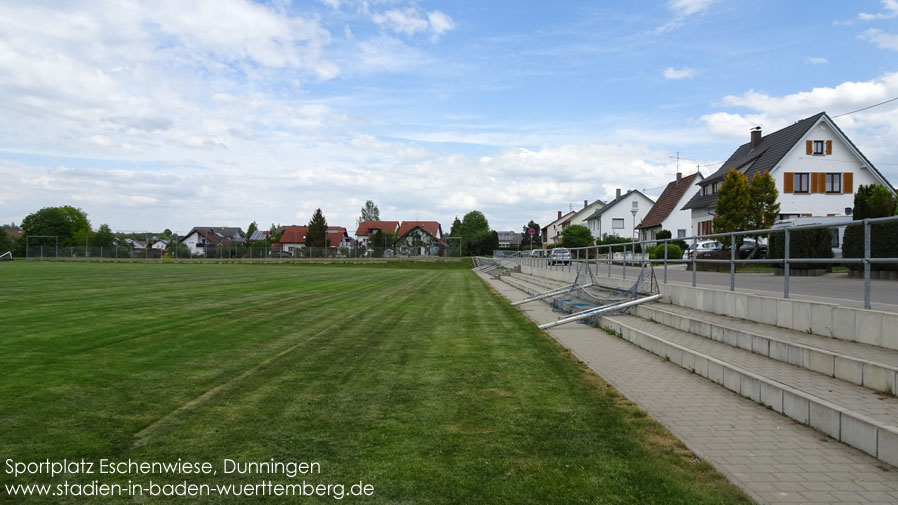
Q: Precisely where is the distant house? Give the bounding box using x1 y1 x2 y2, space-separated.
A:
585 189 655 242
278 225 351 255
682 112 895 236
542 210 575 248
247 229 268 243
540 199 605 247
496 231 523 249
636 171 703 242
395 221 445 256
181 227 246 255
355 221 400 247
150 239 168 250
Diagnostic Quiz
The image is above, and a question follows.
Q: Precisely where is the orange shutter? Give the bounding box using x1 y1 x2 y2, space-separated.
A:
806 140 813 155
801 213 812 217
810 173 819 193
814 172 826 193
783 172 794 193
825 140 832 155
843 172 853 194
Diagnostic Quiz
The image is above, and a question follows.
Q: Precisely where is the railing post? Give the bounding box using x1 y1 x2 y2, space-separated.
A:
691 236 697 287
623 243 627 280
664 239 667 284
730 233 736 292
784 228 790 299
607 245 611 277
864 219 871 310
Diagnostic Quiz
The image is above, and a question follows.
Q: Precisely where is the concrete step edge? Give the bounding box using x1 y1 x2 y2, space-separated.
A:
599 315 898 468
636 304 898 397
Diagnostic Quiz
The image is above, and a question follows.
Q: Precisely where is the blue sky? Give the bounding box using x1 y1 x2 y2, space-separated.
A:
1 0 897 234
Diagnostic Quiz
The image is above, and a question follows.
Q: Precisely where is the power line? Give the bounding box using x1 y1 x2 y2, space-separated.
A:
832 96 898 118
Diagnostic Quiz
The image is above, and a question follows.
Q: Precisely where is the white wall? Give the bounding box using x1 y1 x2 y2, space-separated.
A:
690 208 714 238
182 233 202 255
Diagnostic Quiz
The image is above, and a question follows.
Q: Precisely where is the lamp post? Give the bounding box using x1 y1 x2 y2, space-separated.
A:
631 202 639 263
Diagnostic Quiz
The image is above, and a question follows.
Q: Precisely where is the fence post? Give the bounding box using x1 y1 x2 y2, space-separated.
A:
607 245 611 277
730 233 736 292
622 243 627 280
784 228 790 299
664 239 667 284
864 219 871 310
691 236 697 287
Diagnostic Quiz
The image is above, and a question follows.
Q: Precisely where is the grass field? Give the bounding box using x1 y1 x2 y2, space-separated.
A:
0 261 753 504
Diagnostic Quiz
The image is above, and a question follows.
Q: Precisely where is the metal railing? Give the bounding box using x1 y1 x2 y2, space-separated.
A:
513 215 898 309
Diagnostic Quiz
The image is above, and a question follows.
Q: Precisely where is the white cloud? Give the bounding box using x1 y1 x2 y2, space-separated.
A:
859 0 898 20
371 7 455 39
861 28 898 51
806 56 829 64
663 66 696 79
656 0 715 32
700 72 898 177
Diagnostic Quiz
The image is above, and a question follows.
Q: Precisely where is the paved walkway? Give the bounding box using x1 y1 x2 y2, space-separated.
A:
516 259 898 313
482 272 898 505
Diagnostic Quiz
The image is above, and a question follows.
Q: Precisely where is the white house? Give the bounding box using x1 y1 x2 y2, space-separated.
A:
541 210 575 247
150 239 168 250
181 227 246 255
585 189 655 242
635 171 703 242
355 221 400 247
683 112 895 237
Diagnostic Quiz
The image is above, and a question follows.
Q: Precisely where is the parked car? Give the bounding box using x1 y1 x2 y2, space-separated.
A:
549 247 572 265
738 239 768 259
682 240 723 260
530 249 546 258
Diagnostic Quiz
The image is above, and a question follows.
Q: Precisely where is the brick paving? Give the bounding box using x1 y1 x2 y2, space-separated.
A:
482 271 898 505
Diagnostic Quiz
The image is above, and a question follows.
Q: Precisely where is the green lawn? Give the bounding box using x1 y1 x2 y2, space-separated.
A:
0 262 753 504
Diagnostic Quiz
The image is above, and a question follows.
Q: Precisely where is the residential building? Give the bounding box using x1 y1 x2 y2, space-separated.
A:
585 189 655 242
541 210 575 247
395 221 445 256
355 221 400 247
180 227 246 255
636 171 703 242
683 112 895 236
279 225 351 254
496 231 523 249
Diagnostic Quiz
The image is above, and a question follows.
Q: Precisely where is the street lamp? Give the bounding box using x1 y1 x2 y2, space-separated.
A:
631 201 639 241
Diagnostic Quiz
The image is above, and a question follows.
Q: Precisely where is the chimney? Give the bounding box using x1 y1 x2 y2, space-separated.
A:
750 126 762 148
616 188 622 199
557 210 562 219
583 199 588 208
676 172 682 182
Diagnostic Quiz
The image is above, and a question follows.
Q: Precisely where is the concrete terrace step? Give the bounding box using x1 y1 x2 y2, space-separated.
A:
598 313 898 468
636 302 898 397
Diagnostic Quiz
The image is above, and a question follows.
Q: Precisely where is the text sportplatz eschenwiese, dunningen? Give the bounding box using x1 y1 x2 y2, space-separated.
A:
3 458 375 499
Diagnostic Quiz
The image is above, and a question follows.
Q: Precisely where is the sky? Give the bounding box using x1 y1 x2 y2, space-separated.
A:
1 0 898 235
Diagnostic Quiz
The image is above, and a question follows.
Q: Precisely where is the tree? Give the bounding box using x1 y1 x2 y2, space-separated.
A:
459 210 491 256
0 230 14 254
21 206 91 246
163 228 173 237
449 216 461 237
747 170 780 230
521 220 541 248
95 224 115 247
246 221 258 238
367 229 397 257
561 224 592 248
358 200 380 226
843 184 898 271
712 170 750 244
306 209 328 255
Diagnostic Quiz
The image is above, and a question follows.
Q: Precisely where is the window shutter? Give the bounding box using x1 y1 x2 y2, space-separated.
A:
806 140 813 155
843 172 853 194
801 213 812 217
813 172 826 193
783 172 794 193
825 140 832 155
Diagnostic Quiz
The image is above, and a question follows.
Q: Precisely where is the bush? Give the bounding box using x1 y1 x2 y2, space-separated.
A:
649 243 682 260
596 234 632 253
769 227 833 270
843 184 898 272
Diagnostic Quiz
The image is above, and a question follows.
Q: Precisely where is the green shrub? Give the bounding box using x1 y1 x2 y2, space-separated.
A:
843 184 898 272
649 243 682 260
769 227 833 270
596 234 632 253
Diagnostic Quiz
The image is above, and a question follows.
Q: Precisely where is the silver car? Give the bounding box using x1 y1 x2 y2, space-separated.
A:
549 247 572 265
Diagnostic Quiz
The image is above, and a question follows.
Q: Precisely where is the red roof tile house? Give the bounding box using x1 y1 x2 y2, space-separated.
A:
279 226 351 256
635 171 703 243
181 227 246 256
395 221 445 256
355 221 400 247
